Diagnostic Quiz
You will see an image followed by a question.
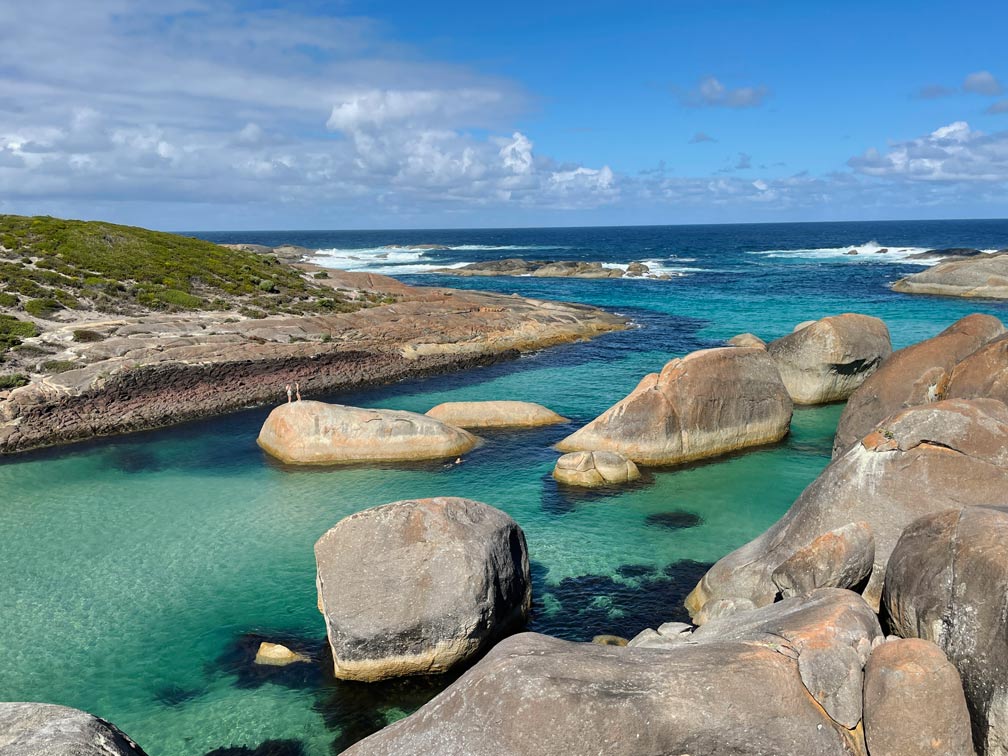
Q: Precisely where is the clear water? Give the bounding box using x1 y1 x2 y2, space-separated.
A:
3 221 1007 755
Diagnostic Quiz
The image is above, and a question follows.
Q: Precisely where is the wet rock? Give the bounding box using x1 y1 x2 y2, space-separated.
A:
905 247 986 261
766 313 892 404
257 400 477 464
254 642 310 666
314 497 531 681
688 399 1008 620
727 332 766 348
833 313 1005 455
556 347 792 466
425 400 567 429
771 521 875 598
883 504 1008 755
862 637 974 756
552 450 640 487
0 702 148 755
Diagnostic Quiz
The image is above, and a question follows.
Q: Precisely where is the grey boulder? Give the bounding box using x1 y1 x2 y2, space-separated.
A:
0 703 147 755
314 497 531 681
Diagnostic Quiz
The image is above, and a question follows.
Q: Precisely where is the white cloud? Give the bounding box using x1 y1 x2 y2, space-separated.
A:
681 76 770 108
963 70 1004 96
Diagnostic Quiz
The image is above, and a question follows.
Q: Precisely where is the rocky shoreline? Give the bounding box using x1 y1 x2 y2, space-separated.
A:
0 268 626 455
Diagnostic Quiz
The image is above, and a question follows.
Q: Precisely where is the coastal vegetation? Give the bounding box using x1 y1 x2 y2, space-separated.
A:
0 214 366 319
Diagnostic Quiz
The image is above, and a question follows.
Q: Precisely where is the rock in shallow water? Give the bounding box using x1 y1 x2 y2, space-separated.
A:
0 702 148 755
425 400 566 429
552 450 640 487
256 400 477 464
314 497 531 682
556 346 792 466
687 398 1008 620
767 313 892 405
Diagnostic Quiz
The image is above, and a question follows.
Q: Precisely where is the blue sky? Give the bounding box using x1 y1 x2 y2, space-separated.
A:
1 0 1006 229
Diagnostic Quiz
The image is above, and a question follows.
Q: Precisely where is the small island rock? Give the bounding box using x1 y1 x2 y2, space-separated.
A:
257 400 477 464
556 347 792 466
552 450 641 487
314 497 531 681
425 400 566 428
893 252 1008 298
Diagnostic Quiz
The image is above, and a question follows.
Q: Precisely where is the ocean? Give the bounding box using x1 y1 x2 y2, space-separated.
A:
2 220 1007 755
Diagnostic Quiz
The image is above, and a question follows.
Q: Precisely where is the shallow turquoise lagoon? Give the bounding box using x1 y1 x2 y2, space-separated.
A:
5 220 1008 754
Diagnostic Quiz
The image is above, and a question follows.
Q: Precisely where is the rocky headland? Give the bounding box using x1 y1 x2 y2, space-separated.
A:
432 258 672 279
0 216 626 454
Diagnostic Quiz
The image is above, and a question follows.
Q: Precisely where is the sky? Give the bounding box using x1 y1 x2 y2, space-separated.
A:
1 0 1006 230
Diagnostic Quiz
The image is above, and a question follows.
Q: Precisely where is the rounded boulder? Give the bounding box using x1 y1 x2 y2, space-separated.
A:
552 450 641 487
425 400 567 429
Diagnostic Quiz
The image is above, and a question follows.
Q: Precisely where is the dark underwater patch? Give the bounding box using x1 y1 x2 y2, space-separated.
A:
204 739 306 756
152 683 205 707
644 510 703 530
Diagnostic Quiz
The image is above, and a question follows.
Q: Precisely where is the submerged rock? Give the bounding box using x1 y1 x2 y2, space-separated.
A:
314 497 531 682
551 450 640 487
425 400 566 429
254 642 310 667
687 398 1008 621
893 251 1008 298
766 313 892 404
0 702 148 755
862 638 974 756
257 400 477 464
833 313 1005 455
344 589 876 756
884 504 1008 755
556 347 792 466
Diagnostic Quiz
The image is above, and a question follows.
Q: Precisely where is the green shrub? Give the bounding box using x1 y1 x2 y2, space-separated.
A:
24 298 62 318
239 307 267 319
72 329 105 343
313 271 330 279
40 359 78 373
258 279 276 292
0 292 16 307
0 373 29 389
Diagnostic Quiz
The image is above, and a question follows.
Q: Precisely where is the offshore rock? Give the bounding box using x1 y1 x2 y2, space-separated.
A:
344 590 875 755
766 313 892 404
425 400 566 429
884 505 1008 755
314 497 531 681
556 347 792 466
0 702 148 755
687 398 1008 620
893 251 1008 298
833 313 1005 455
257 400 477 464
551 450 640 487
862 638 974 756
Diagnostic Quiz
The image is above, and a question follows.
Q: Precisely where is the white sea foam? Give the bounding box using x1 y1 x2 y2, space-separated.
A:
747 240 1002 266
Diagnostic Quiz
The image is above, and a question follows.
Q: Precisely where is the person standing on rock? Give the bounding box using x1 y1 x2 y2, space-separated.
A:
295 382 302 401
285 384 292 403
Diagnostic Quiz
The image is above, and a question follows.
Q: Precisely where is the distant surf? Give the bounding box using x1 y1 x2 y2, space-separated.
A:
748 240 1002 265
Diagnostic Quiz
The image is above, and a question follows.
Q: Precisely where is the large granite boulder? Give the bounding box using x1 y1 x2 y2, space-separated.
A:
727 332 766 348
687 398 1008 621
552 450 640 487
884 505 1008 755
257 400 477 464
862 638 974 756
892 252 1008 299
425 400 566 428
766 314 892 404
833 313 1005 455
344 589 878 756
314 497 531 681
555 347 792 466
0 703 148 755
770 521 875 600
947 332 1008 404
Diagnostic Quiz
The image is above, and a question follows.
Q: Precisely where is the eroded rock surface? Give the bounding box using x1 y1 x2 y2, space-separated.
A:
688 398 1008 620
552 450 640 487
425 400 566 429
314 497 531 681
556 347 792 466
766 313 891 404
833 313 1005 455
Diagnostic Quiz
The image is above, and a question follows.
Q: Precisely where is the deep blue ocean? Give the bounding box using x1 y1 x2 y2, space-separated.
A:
2 220 1007 756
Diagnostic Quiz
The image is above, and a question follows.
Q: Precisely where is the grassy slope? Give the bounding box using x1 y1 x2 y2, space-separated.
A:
0 215 378 375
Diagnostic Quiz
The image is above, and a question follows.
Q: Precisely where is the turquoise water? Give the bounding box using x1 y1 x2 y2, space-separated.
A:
3 221 1008 754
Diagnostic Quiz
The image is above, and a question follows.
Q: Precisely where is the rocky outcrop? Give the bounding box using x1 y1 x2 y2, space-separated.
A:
314 497 531 681
556 347 793 466
893 252 1008 298
687 398 1008 620
727 332 766 348
770 521 875 599
862 638 974 756
833 313 1005 455
432 259 670 280
425 400 566 429
884 505 1008 755
257 401 477 464
766 314 892 404
343 589 877 756
552 450 640 487
0 280 626 455
905 247 987 261
0 702 148 755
